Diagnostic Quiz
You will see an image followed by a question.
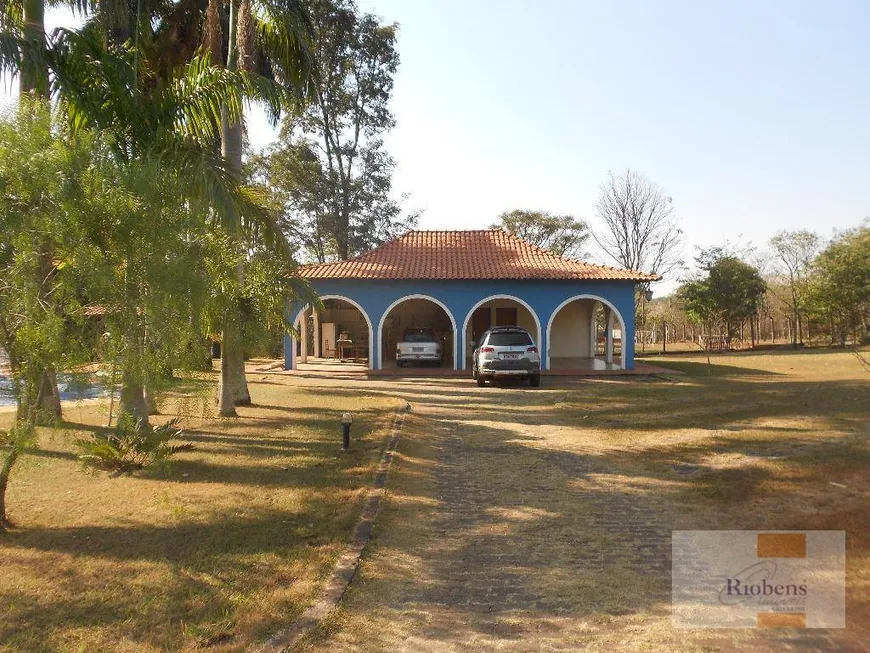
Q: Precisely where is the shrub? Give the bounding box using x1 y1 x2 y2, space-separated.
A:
76 416 193 474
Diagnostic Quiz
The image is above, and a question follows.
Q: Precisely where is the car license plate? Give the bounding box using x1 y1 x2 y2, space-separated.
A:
412 347 424 352
502 353 520 360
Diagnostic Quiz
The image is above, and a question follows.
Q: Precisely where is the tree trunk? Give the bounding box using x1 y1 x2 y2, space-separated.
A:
217 320 238 417
21 0 49 97
34 240 62 422
35 366 61 423
143 385 159 415
217 0 252 408
119 369 149 425
0 445 21 530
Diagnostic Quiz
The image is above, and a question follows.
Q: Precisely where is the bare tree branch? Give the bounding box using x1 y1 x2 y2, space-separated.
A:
592 169 683 280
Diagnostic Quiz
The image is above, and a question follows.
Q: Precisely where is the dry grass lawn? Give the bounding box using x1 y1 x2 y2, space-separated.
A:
294 349 869 652
0 364 401 652
1 349 867 652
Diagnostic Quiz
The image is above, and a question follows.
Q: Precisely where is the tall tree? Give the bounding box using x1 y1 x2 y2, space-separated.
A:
264 0 415 264
769 229 821 347
2 0 66 420
679 248 767 342
212 0 315 415
593 169 683 278
806 224 870 346
489 210 589 258
47 20 285 420
0 102 93 527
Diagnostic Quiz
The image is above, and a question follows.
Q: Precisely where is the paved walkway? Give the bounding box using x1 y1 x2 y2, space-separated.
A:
295 378 853 652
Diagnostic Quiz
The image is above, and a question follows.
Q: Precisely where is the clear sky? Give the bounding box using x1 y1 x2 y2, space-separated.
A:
5 1 869 290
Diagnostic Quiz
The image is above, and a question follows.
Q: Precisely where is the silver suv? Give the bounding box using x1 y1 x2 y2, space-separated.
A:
472 326 541 387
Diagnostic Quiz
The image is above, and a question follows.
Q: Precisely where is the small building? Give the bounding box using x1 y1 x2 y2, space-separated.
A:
285 230 659 372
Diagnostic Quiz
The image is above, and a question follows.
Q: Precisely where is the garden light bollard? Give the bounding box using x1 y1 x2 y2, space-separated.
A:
341 413 353 450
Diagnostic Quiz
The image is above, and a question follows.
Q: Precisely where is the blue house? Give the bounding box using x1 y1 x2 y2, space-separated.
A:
285 230 658 372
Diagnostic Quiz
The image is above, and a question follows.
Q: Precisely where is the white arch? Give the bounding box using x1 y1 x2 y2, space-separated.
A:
291 295 374 370
460 295 542 370
377 294 459 370
546 294 627 370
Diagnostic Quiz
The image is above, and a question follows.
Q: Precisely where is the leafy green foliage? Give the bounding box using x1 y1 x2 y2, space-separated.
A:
489 210 590 258
768 229 821 345
0 101 93 423
253 0 417 262
806 224 870 345
75 416 192 474
679 248 767 338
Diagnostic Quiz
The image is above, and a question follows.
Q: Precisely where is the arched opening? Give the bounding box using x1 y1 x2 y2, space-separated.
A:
292 296 373 370
547 295 625 370
462 295 541 370
379 295 456 370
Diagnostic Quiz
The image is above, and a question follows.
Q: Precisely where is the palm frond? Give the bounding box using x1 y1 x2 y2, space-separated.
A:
157 139 290 259
47 20 293 260
0 2 23 31
0 32 23 78
253 0 316 119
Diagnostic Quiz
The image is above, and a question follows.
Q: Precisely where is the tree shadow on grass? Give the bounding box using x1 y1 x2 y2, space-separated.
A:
648 360 783 376
301 376 868 652
0 503 345 650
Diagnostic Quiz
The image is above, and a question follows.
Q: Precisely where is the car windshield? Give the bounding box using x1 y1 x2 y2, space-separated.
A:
487 332 533 346
403 329 436 343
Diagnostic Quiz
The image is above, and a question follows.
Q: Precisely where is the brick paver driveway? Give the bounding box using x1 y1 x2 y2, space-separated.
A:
296 375 862 652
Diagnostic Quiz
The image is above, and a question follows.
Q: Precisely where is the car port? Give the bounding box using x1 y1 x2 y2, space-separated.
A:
378 295 456 370
461 295 541 370
546 295 626 371
292 296 373 370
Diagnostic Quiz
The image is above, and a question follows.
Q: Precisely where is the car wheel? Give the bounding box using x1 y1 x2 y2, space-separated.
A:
529 374 541 387
476 375 486 387
471 365 478 380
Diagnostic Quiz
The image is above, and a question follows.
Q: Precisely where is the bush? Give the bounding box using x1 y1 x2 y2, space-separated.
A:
75 416 192 474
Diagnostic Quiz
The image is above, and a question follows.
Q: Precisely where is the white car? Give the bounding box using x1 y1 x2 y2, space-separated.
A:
396 328 443 366
472 326 541 386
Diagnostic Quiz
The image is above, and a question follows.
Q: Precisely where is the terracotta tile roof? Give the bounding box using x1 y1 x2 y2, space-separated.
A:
298 230 661 281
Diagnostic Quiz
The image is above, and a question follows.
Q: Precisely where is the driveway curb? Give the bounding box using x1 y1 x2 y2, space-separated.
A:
257 402 411 652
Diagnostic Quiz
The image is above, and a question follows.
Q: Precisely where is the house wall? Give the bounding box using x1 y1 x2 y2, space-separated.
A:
286 279 638 370
549 300 593 358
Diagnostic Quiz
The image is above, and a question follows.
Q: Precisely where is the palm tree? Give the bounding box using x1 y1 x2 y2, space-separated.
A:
204 0 314 415
47 21 285 422
67 0 315 416
3 0 314 419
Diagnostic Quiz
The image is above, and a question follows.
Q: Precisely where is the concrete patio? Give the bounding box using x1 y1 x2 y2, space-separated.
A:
281 357 677 378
